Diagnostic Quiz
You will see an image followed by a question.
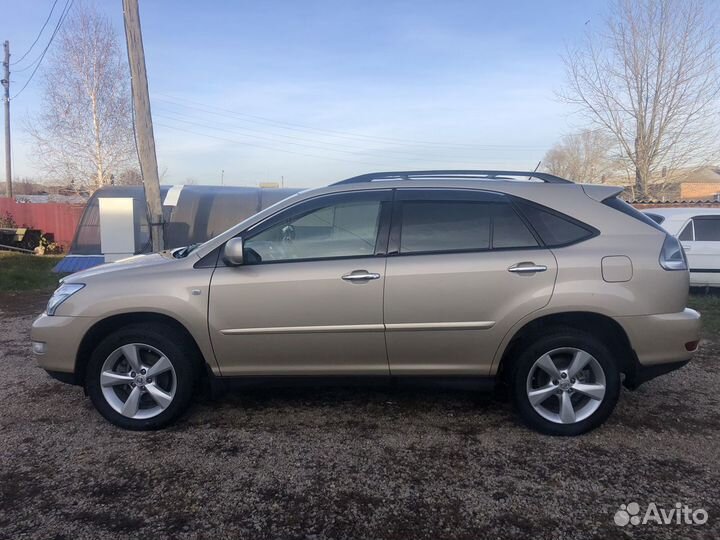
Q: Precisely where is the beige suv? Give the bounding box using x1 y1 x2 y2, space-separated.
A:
31 171 701 435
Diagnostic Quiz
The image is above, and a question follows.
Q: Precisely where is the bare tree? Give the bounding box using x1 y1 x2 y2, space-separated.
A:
112 168 143 186
543 129 619 183
562 0 720 199
28 3 138 190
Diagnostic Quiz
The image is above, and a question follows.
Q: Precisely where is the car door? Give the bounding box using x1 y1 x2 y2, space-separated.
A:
685 216 720 285
208 190 392 376
383 189 558 375
678 219 697 273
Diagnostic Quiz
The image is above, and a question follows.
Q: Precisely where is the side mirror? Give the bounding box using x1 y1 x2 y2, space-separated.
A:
223 237 244 266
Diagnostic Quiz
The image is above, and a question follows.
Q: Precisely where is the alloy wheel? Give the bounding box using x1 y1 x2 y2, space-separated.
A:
525 347 606 424
100 343 177 420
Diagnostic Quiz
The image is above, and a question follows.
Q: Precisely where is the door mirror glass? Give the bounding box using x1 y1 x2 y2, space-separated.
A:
223 237 244 266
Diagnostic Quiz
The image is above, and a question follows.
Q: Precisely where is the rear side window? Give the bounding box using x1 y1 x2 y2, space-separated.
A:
492 205 539 248
399 201 538 254
679 221 694 241
694 217 720 241
400 201 490 253
514 200 595 247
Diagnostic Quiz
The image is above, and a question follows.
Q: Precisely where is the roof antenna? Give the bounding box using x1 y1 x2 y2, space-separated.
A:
533 160 541 172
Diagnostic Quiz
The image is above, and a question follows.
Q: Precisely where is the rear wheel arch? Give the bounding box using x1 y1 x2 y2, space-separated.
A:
496 311 635 381
75 312 207 386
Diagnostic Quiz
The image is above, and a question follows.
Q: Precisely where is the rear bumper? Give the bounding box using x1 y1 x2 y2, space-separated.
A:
615 308 700 388
615 308 701 366
690 271 720 287
623 359 689 390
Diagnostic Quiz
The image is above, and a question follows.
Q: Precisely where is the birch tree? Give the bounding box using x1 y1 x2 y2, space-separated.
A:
562 0 720 199
28 3 137 190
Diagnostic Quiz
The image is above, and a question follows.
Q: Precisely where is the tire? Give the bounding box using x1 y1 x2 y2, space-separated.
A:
85 324 199 430
511 328 620 436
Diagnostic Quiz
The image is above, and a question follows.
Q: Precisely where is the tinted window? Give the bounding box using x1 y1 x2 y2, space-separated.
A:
679 221 694 241
694 217 720 241
603 197 665 232
399 201 537 254
515 200 594 246
245 200 381 262
400 201 490 253
645 213 665 225
492 204 539 248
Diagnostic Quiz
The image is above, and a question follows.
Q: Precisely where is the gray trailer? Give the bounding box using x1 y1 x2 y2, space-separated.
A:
54 184 301 273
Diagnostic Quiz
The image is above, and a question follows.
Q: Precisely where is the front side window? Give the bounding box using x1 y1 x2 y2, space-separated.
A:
399 200 537 254
244 199 382 262
693 217 720 241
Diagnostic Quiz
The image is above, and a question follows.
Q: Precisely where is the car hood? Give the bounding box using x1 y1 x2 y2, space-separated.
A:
62 252 177 283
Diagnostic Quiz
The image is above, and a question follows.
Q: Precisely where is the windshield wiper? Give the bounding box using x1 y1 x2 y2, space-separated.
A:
173 243 200 258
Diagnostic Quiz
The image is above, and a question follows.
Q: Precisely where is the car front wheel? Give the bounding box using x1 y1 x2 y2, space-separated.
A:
85 324 198 430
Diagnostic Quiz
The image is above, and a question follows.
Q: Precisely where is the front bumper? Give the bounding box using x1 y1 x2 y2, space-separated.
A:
30 313 95 383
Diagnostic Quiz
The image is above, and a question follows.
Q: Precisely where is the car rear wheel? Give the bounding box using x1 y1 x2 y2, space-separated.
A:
511 329 620 436
85 324 198 430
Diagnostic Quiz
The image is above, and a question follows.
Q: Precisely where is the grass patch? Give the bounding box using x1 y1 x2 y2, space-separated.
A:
0 252 63 292
689 292 720 340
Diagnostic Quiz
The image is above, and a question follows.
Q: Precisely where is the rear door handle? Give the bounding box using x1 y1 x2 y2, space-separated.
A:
342 270 381 281
508 263 547 274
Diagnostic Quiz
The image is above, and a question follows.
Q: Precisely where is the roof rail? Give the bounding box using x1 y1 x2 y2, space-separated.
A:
333 170 573 185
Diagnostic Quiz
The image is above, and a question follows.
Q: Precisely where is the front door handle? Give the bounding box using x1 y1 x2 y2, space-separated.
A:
508 263 547 274
342 270 381 281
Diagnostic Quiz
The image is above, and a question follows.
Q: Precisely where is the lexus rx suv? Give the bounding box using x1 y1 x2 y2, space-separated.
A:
31 170 701 435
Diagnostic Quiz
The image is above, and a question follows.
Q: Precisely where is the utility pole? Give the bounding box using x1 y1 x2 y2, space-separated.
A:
2 41 11 199
122 0 163 251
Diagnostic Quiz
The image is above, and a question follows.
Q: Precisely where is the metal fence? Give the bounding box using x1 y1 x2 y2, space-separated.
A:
0 198 85 249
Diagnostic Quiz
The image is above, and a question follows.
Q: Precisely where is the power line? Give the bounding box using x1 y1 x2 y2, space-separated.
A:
11 0 59 67
11 0 73 99
153 110 517 165
155 104 537 161
155 121 519 169
155 122 392 167
153 93 547 151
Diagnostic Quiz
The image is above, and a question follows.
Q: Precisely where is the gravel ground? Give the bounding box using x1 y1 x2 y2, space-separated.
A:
1 292 719 540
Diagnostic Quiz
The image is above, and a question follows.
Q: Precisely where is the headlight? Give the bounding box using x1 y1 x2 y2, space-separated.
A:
46 283 85 316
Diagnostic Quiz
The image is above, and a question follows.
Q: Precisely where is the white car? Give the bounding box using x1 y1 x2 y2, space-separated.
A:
644 207 720 287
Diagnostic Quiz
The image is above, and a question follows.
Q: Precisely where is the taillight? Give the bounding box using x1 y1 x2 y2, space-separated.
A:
659 234 688 271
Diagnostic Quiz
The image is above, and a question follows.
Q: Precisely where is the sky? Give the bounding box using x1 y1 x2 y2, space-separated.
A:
3 0 609 188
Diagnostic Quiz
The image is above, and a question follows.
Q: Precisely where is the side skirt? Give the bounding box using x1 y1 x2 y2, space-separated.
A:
204 368 497 399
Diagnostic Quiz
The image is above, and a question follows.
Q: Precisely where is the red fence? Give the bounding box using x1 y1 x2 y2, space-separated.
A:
0 197 85 248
